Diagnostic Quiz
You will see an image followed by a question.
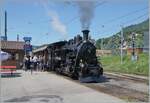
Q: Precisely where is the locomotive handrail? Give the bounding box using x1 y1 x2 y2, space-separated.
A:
74 41 85 70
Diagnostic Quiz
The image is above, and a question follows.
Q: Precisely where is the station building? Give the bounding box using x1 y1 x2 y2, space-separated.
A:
1 40 25 69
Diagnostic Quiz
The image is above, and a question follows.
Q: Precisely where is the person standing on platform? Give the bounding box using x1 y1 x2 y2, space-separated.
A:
33 55 38 71
42 55 46 71
23 55 28 71
26 55 31 71
37 55 42 71
39 55 43 71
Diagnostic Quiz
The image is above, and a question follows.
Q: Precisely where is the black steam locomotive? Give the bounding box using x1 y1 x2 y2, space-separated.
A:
47 30 103 82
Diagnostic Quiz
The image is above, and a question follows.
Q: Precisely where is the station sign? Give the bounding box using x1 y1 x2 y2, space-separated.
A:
23 37 32 53
23 37 32 41
24 45 32 52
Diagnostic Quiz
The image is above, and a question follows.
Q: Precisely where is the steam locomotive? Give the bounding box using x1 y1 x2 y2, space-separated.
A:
47 30 103 82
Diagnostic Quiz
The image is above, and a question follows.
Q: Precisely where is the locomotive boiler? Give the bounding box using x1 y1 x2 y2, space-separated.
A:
47 30 103 82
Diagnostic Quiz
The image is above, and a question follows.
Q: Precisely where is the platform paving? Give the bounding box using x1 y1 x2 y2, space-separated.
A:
1 70 126 103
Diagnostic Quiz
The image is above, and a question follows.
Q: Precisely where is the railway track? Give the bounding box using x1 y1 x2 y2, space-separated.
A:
84 83 148 102
50 71 149 102
104 72 148 84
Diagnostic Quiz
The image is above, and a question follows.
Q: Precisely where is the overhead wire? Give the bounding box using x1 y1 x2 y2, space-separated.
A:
96 7 148 33
5 1 148 46
102 7 147 25
65 1 107 25
96 12 148 39
95 6 148 34
32 0 107 45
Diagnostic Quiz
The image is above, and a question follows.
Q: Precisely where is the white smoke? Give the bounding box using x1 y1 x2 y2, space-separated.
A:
76 1 95 30
40 0 67 37
48 11 67 36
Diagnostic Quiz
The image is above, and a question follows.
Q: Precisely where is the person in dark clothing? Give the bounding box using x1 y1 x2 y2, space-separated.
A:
26 55 31 71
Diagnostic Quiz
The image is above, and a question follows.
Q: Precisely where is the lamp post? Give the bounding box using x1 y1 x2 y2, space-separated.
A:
120 25 124 64
131 32 137 61
101 25 104 50
101 38 103 50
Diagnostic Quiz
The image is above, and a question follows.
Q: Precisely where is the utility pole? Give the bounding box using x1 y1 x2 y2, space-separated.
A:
17 34 19 41
101 25 104 50
132 33 135 56
131 32 136 61
120 25 123 64
5 11 7 41
101 38 103 50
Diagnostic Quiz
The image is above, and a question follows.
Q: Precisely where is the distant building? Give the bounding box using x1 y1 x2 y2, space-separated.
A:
96 49 112 56
143 31 149 52
1 40 25 69
32 44 48 56
127 48 143 55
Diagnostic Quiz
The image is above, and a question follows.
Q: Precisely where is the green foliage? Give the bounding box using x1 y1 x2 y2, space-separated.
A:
96 19 149 49
99 53 149 76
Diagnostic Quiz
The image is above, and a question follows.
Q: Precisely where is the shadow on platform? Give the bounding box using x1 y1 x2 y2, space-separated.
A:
1 72 22 78
80 75 110 83
4 95 63 103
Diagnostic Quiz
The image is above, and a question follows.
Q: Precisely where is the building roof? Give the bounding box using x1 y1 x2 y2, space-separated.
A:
33 41 67 53
1 40 25 50
32 45 48 53
48 41 67 48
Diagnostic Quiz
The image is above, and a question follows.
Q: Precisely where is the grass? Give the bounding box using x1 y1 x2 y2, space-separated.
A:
98 53 149 76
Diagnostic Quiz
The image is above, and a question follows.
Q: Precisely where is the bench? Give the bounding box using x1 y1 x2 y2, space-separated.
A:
0 66 16 75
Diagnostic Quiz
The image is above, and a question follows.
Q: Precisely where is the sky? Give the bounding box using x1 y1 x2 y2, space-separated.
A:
0 0 149 46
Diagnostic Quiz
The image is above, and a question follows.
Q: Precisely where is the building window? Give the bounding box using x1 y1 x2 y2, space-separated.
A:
11 53 15 60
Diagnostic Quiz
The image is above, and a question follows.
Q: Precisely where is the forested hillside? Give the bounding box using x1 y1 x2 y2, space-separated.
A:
96 19 149 49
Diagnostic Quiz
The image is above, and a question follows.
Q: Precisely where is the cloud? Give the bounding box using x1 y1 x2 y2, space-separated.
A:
48 11 67 36
0 0 5 6
40 0 67 37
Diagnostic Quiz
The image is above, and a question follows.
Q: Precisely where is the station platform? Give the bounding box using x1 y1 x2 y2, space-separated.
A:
1 70 126 103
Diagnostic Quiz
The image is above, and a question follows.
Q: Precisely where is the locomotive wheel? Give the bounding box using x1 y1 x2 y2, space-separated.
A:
99 67 103 75
78 69 87 79
57 68 62 74
55 68 59 74
98 63 103 75
78 71 82 78
70 72 78 80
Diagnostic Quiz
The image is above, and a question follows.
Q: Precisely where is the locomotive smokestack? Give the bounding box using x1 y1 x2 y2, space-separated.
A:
82 30 89 41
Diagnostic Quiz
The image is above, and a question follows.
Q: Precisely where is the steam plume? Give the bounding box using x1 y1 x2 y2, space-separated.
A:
76 1 95 30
